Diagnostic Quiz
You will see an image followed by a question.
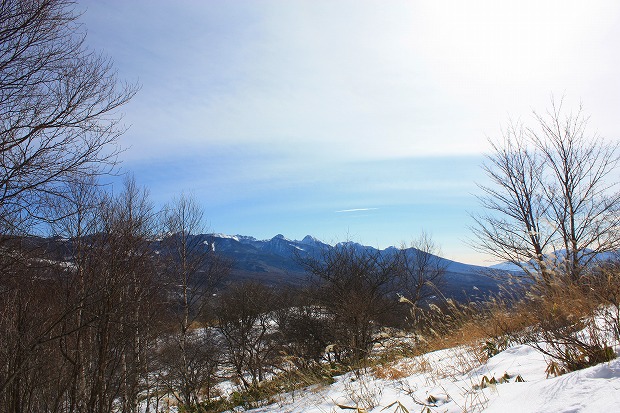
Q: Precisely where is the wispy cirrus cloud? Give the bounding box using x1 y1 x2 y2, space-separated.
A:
335 208 379 213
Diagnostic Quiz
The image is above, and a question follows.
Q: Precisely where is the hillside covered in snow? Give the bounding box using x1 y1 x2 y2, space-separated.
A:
244 339 620 413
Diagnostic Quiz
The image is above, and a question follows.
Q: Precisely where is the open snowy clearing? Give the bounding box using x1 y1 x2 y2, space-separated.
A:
246 343 620 413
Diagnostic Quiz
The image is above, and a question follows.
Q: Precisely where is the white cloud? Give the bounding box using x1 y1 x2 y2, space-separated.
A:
81 0 620 164
335 208 379 213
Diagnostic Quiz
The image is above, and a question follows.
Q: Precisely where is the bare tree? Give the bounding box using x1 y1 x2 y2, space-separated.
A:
158 194 230 408
46 177 103 413
0 178 104 413
0 253 70 412
271 287 332 370
396 233 446 305
73 177 159 413
0 0 137 233
300 243 400 363
0 177 163 413
106 178 160 413
0 3 138 405
395 233 447 328
215 282 280 389
473 99 620 284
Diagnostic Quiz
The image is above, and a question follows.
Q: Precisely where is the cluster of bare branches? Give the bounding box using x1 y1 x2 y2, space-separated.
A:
0 179 233 413
472 100 620 378
0 0 138 235
0 2 237 411
296 236 447 364
473 99 620 285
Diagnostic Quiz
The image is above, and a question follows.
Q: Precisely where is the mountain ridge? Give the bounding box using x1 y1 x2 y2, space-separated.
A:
202 233 505 300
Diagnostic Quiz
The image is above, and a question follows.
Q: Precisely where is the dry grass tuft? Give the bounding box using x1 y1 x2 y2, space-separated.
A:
372 363 410 381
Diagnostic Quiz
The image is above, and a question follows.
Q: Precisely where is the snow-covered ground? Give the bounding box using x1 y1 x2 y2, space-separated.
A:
246 342 620 413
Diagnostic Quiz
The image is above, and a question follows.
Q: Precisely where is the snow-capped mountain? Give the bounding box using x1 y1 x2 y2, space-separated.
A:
202 233 505 300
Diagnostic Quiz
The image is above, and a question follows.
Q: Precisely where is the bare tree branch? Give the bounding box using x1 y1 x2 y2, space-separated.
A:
472 99 620 284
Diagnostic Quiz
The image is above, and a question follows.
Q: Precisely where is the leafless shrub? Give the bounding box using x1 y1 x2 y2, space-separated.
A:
343 374 383 411
299 243 401 364
216 281 281 389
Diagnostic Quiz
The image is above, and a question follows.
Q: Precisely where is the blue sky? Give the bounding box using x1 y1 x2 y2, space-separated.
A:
78 0 620 265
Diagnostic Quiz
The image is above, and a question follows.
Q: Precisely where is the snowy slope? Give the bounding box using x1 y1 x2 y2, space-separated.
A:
247 343 620 413
483 349 620 413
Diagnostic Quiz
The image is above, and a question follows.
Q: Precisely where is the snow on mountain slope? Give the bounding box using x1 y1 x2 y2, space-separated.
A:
204 233 507 296
489 261 524 272
248 342 620 413
483 352 620 413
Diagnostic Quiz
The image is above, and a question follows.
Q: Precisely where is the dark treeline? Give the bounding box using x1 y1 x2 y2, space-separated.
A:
0 179 223 412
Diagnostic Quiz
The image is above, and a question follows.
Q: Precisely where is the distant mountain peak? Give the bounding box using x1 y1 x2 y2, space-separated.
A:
200 232 503 299
335 240 363 248
301 235 321 245
211 233 240 242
